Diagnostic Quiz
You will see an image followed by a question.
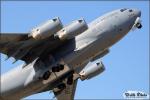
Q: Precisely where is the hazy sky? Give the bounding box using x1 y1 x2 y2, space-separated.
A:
1 1 149 99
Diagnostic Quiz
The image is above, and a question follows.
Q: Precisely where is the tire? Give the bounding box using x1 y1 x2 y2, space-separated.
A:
52 67 60 72
59 65 64 70
43 71 51 80
136 23 142 29
58 83 66 89
67 79 73 85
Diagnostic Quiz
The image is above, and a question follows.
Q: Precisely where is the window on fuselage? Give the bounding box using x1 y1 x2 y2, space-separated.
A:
120 8 127 12
129 9 133 12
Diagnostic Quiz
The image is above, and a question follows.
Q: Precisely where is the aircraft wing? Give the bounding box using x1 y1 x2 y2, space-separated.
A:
0 33 29 60
53 80 78 100
0 33 29 41
0 33 64 64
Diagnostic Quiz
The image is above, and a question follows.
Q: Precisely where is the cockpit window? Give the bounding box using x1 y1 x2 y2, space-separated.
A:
120 8 127 12
129 9 133 12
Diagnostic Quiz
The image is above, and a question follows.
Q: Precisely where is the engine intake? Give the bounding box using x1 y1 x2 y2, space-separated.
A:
56 18 88 40
30 17 63 40
79 61 105 80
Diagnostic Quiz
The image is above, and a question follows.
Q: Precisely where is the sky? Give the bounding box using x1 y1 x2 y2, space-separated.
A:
1 1 149 99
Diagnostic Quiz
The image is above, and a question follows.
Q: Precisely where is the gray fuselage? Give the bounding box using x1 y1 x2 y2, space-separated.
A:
0 8 141 100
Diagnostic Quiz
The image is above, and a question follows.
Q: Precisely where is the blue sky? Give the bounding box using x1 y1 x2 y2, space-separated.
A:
1 1 149 99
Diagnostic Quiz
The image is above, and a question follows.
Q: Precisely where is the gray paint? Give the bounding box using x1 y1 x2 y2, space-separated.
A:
30 17 63 39
56 18 88 40
0 8 141 100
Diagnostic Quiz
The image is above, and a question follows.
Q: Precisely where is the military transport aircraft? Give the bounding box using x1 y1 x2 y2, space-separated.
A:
0 8 142 100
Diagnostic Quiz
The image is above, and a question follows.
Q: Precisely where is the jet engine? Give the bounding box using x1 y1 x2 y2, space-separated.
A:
79 61 105 80
56 18 88 40
30 17 63 40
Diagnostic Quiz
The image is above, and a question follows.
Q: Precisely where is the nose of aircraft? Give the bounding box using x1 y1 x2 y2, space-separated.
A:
130 9 142 29
133 9 141 17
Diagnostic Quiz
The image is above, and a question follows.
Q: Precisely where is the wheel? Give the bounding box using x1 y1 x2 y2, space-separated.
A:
67 79 73 85
67 75 74 85
58 83 66 89
136 23 142 29
43 71 51 80
52 64 64 72
59 65 64 70
52 67 60 72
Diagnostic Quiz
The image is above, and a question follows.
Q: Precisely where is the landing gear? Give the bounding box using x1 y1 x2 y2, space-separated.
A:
52 64 64 72
67 74 73 85
57 83 66 90
52 67 60 72
43 71 51 80
59 64 64 70
136 23 142 29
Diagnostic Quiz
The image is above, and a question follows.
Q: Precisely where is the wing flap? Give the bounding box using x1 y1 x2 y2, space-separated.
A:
0 33 65 64
0 33 29 58
0 33 35 62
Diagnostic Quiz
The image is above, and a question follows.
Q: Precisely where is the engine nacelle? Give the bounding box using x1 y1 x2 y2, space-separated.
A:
30 17 63 40
56 18 88 40
79 61 105 80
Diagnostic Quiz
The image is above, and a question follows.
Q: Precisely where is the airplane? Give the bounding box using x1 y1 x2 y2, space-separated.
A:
0 8 142 100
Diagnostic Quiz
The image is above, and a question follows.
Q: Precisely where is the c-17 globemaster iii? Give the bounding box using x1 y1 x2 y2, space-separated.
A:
0 8 142 100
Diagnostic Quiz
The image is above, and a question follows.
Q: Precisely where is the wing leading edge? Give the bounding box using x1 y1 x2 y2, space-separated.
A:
0 33 64 64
